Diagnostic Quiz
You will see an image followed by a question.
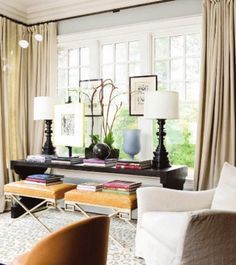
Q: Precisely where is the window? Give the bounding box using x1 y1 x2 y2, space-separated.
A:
101 41 141 156
154 33 201 169
101 41 141 103
57 17 201 167
57 47 90 99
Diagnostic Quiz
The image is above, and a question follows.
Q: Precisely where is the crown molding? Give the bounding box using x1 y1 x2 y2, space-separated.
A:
0 1 27 23
0 0 168 24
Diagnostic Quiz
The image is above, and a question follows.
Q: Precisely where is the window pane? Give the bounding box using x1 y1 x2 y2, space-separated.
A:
102 65 113 80
69 68 79 87
158 81 168 91
115 64 127 83
186 82 199 102
129 41 140 62
129 63 141 76
170 59 184 81
69 49 79 67
103 45 113 64
186 34 200 56
186 58 200 81
171 36 184 57
155 37 169 60
81 48 89 66
58 69 68 88
80 67 89 80
155 61 169 82
116 43 126 63
170 82 185 100
58 50 68 68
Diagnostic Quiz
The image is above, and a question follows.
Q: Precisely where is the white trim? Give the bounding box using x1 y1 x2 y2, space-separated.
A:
0 0 169 24
0 2 27 23
57 15 201 46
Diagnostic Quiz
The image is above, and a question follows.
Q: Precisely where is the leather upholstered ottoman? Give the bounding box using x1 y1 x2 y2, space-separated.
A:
4 181 76 232
64 189 137 248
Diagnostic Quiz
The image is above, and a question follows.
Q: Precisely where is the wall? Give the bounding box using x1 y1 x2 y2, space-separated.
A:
58 0 202 35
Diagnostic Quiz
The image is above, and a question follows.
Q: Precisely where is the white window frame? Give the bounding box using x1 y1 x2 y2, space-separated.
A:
57 15 201 177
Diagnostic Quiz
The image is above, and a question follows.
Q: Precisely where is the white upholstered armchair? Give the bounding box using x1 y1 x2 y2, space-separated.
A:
135 162 236 265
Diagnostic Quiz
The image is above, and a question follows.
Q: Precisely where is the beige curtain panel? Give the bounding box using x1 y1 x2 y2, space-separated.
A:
0 17 57 212
194 0 236 190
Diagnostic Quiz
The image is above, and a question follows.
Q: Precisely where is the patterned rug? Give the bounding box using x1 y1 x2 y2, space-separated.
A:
0 211 145 265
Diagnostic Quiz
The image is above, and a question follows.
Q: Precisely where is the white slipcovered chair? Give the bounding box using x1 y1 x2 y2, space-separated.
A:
136 162 236 265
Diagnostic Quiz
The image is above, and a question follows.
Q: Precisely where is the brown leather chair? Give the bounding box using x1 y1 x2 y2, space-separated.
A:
12 216 110 265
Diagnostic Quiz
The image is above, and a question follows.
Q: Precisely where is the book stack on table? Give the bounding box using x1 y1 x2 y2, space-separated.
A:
24 174 64 186
49 156 84 164
83 158 117 167
26 155 84 164
76 182 103 192
115 159 152 170
102 180 142 195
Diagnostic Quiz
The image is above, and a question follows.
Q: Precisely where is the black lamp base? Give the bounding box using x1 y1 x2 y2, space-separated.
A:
42 120 56 156
153 119 171 169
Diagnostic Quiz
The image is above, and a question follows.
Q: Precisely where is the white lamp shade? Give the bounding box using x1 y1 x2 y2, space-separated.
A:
144 91 179 119
34 97 55 120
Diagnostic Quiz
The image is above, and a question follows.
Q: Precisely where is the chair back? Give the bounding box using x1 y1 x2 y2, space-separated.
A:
24 216 110 265
211 162 236 211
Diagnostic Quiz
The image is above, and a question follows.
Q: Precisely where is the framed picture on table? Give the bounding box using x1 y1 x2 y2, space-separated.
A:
54 103 84 147
79 79 103 117
129 75 158 116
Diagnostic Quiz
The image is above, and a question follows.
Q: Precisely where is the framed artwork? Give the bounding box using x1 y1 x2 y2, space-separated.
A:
129 75 158 116
54 103 84 147
79 79 103 117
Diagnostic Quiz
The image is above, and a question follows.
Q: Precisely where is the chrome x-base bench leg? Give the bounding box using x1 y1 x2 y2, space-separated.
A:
65 201 135 250
6 194 51 232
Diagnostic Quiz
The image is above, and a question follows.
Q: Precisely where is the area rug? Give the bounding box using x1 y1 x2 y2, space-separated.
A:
0 211 145 265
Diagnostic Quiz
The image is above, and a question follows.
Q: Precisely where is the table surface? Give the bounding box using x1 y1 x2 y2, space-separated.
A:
10 159 187 178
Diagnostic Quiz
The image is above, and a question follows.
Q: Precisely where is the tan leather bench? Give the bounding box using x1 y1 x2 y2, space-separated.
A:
4 181 76 232
65 189 137 210
64 189 137 249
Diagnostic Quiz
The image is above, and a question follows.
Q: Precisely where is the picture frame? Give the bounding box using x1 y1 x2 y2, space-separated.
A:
54 103 84 147
129 75 158 116
79 79 103 117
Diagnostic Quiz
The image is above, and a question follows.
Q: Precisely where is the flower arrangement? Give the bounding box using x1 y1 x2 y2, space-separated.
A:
80 79 123 157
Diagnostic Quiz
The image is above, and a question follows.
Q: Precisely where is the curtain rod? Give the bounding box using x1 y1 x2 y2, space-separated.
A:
0 0 174 27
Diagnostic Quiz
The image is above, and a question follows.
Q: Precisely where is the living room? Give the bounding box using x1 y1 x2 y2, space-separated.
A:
1 0 236 264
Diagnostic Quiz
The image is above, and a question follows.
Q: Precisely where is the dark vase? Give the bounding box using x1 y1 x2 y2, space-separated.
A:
108 148 119 159
84 146 96 159
85 146 119 159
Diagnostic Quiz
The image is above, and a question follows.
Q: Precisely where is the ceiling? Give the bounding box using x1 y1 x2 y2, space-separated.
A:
0 0 167 24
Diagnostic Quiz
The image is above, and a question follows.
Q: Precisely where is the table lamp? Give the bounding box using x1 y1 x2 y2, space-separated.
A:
34 96 56 155
144 91 179 169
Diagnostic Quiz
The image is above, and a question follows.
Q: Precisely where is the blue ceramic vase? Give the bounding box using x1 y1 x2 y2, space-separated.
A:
122 129 141 160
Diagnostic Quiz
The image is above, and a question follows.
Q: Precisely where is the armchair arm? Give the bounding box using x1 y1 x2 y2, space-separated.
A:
137 187 215 222
179 210 236 264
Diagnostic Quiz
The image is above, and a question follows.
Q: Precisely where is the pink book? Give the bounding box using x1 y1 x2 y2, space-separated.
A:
103 180 141 189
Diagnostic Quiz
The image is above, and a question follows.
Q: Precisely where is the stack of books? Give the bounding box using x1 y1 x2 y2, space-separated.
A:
77 182 103 192
26 155 47 163
102 180 142 195
115 159 152 170
83 158 117 167
49 156 84 164
24 173 63 186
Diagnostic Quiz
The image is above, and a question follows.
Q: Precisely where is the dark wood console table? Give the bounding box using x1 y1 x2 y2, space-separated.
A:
10 160 188 218
11 160 187 190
